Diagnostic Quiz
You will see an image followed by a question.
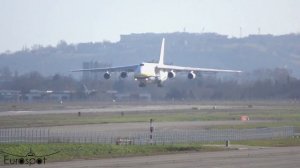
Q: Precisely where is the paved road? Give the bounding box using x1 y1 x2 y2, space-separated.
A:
6 146 299 168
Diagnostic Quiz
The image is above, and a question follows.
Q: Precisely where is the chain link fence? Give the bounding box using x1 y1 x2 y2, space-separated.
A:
0 126 294 144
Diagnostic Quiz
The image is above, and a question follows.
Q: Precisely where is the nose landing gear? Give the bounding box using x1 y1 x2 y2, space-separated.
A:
138 82 146 87
157 81 163 87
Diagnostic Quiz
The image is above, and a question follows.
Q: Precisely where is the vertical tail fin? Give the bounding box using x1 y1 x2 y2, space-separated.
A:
158 38 165 65
83 84 88 92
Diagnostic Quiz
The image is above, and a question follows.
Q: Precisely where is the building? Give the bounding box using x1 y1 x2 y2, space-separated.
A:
0 90 21 102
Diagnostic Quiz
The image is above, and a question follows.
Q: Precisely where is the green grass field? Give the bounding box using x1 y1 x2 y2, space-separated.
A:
1 138 300 165
0 143 225 165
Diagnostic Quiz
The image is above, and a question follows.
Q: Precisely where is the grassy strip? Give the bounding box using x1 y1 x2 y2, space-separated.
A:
0 111 237 128
232 137 300 147
210 121 300 130
1 107 300 128
0 143 224 164
1 138 300 165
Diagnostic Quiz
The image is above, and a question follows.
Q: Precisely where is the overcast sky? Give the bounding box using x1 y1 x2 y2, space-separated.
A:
0 0 299 52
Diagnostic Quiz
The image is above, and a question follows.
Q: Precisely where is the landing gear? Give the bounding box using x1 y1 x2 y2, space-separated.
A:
157 83 163 87
138 82 146 87
157 81 163 87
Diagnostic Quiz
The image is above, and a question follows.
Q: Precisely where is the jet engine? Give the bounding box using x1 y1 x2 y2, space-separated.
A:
187 71 196 79
120 72 128 78
104 72 111 79
167 71 176 78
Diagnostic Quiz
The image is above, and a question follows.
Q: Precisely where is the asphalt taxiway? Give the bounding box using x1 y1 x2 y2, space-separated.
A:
5 146 299 168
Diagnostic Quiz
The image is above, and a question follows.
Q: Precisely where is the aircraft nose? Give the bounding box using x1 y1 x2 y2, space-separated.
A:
134 66 147 79
134 66 142 74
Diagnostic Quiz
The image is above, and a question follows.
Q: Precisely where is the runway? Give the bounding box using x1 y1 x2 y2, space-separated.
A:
7 146 300 168
0 103 281 116
0 104 205 116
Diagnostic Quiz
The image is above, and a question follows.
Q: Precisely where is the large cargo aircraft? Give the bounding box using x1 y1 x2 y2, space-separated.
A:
73 38 242 87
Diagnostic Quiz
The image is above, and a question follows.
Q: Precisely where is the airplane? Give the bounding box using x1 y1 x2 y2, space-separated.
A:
73 38 242 87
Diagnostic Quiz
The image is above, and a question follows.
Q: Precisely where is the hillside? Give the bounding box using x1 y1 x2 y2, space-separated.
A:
0 32 300 77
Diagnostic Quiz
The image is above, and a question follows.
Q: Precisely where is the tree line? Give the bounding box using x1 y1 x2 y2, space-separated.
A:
0 67 299 101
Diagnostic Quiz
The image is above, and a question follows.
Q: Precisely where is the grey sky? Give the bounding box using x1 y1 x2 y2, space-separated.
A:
0 0 299 52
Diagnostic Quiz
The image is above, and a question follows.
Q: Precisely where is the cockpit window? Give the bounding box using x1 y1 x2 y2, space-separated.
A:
140 63 144 66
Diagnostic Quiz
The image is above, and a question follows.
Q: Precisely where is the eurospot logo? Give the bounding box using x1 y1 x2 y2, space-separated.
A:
1 148 59 166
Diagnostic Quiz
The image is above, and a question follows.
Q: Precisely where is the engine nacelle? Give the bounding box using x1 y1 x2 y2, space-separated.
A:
104 72 111 79
187 71 196 79
120 72 128 78
167 71 176 78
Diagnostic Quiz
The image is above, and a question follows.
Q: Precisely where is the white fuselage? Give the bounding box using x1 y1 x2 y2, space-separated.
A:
133 63 168 85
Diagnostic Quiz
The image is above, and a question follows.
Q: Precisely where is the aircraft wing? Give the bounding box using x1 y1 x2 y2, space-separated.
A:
72 64 139 72
157 65 242 73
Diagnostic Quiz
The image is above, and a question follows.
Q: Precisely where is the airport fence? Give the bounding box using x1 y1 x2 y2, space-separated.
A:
0 126 295 145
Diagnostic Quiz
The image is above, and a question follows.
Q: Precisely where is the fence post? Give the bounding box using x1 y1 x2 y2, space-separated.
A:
47 129 50 143
225 140 230 147
39 129 41 144
31 129 34 143
14 128 16 143
9 128 12 143
24 128 27 143
149 118 154 145
35 129 37 144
